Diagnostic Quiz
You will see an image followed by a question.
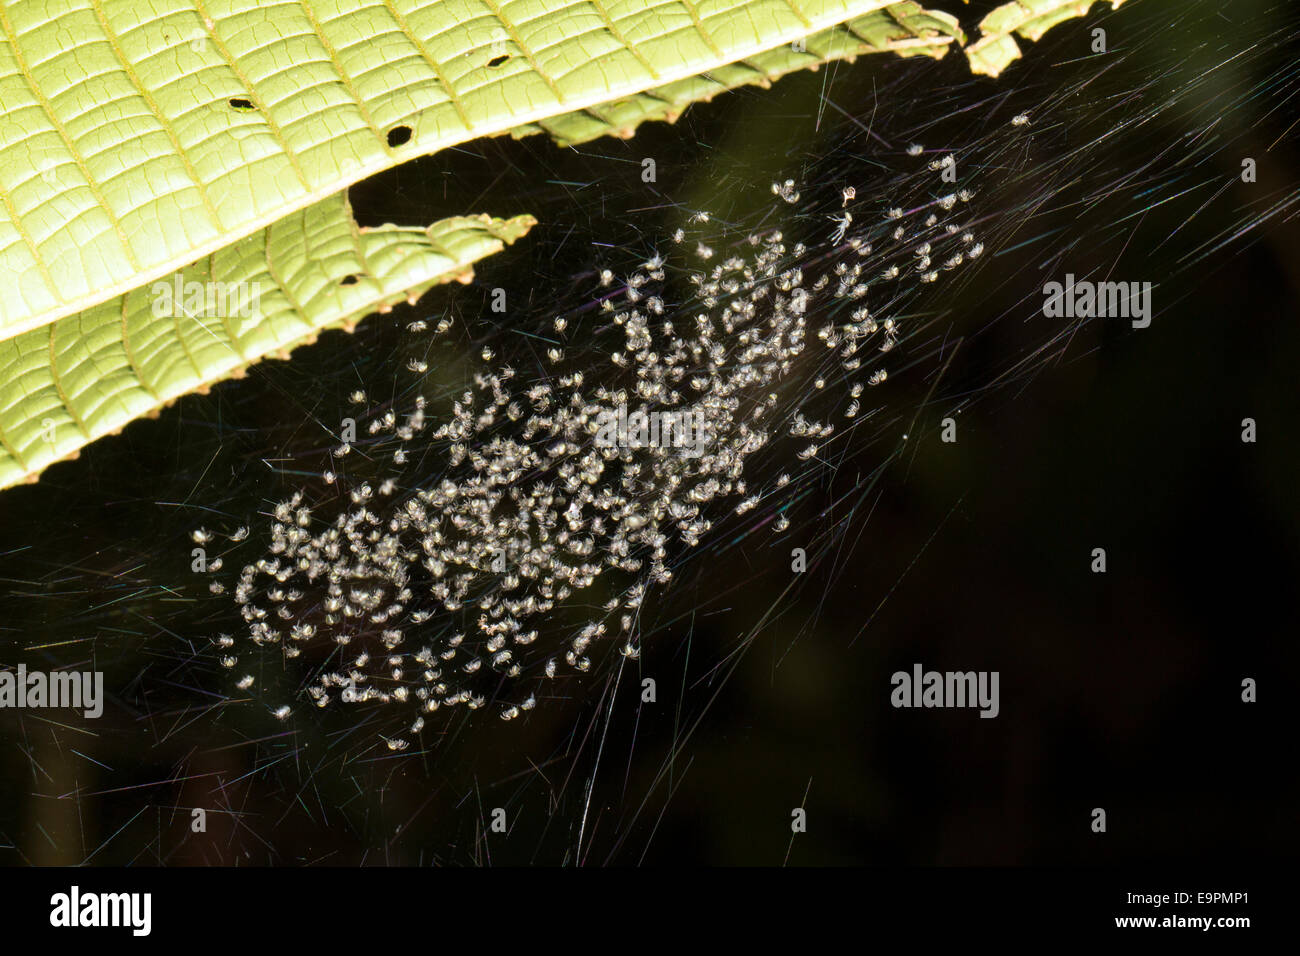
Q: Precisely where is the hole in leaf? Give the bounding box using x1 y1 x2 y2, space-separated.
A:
340 275 360 286
228 97 255 111
387 125 412 148
487 54 509 67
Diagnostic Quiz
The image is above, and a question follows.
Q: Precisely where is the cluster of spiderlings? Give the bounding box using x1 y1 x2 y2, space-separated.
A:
195 160 984 750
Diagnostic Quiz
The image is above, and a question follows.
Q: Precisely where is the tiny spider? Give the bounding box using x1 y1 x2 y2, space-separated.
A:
829 212 852 244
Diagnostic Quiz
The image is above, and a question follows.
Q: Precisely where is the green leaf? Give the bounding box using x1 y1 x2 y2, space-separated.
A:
0 0 1136 493
965 0 1129 77
0 0 928 337
0 193 534 489
510 2 965 146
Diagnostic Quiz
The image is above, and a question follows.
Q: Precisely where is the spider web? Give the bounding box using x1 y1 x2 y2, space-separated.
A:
0 0 1296 865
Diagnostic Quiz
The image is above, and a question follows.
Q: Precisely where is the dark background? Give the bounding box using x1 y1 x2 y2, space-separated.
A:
0 0 1296 865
